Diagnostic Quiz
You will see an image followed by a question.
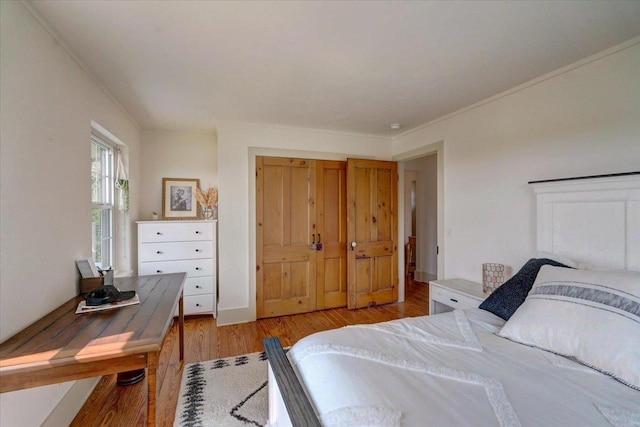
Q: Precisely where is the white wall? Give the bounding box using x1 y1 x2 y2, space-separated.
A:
215 122 391 324
392 41 640 283
140 130 217 222
0 2 141 426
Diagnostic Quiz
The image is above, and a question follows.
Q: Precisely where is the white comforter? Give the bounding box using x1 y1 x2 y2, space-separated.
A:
287 309 640 427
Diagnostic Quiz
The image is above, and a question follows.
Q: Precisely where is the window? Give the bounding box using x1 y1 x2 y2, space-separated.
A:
91 133 115 269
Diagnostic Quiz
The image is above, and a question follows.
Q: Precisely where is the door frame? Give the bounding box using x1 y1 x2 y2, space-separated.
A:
393 140 445 299
247 143 442 320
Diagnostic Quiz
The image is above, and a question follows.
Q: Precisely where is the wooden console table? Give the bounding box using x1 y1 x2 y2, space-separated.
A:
0 273 185 426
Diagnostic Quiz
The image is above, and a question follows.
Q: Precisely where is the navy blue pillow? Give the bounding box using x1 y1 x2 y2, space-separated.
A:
479 258 571 320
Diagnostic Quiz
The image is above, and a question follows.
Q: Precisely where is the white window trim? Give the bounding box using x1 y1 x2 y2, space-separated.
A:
91 131 116 269
90 121 130 276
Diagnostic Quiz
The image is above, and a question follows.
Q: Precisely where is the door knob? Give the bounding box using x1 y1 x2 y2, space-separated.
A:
351 241 357 251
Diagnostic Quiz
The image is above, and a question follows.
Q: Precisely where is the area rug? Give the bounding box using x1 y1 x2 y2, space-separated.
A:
174 351 270 427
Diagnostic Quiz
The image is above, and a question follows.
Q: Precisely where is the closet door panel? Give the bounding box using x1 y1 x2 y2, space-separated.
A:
290 167 312 244
257 157 317 318
323 258 341 293
263 165 284 246
347 159 398 309
316 161 347 310
376 168 393 241
263 263 283 301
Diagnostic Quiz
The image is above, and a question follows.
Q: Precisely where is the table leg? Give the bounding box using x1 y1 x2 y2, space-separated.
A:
147 351 158 427
179 294 184 362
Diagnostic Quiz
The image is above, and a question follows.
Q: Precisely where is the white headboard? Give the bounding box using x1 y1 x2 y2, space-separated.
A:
532 173 640 272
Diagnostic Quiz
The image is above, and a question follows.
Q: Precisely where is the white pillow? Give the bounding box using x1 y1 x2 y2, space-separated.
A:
498 265 640 390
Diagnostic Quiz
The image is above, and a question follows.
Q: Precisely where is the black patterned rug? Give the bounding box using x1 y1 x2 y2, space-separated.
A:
174 351 270 427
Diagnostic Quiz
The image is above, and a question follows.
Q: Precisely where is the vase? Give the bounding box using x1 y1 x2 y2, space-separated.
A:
202 207 214 220
482 263 505 294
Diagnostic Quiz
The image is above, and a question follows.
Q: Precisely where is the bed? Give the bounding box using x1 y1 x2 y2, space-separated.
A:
264 172 640 427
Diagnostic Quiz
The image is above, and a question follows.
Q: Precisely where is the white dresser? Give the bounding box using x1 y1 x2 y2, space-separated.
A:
137 220 217 317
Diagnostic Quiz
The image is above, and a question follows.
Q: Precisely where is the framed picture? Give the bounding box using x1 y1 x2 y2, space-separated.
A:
162 178 200 220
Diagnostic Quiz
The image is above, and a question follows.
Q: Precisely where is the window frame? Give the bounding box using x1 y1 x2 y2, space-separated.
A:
91 131 116 270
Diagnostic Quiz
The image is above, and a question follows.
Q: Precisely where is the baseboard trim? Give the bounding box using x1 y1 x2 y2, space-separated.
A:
416 270 437 282
42 377 100 427
216 306 255 326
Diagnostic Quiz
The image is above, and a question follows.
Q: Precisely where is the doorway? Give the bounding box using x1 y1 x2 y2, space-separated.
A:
402 153 438 283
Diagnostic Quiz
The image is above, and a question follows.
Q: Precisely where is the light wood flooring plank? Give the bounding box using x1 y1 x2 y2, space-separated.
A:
71 281 430 426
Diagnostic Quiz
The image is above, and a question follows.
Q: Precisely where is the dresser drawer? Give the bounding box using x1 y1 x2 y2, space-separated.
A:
138 222 214 243
184 294 214 314
139 241 213 262
139 259 214 278
184 276 215 296
430 285 482 310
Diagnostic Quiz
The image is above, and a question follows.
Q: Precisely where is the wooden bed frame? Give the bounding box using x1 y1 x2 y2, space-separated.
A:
263 337 321 427
263 172 640 427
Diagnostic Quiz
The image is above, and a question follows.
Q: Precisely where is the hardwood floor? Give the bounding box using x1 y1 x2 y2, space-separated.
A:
71 280 430 426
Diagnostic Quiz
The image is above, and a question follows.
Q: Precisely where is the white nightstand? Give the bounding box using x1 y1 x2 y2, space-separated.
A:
429 279 487 314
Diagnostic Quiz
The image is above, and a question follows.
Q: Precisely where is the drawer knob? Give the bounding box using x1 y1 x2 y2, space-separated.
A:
195 285 201 289
156 270 162 273
450 298 458 303
156 232 162 235
195 249 200 252
195 267 201 271
195 231 200 234
156 251 162 254
196 303 201 307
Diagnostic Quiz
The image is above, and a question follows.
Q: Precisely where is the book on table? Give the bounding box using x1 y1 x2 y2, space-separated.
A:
75 294 140 314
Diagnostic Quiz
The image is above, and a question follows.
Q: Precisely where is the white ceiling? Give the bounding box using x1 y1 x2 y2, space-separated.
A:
30 1 640 136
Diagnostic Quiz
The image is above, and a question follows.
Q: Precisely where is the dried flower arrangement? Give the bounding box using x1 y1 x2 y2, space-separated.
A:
195 187 218 208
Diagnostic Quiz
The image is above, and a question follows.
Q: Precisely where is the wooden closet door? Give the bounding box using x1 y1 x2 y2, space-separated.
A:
346 159 398 309
256 157 317 318
316 161 347 309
